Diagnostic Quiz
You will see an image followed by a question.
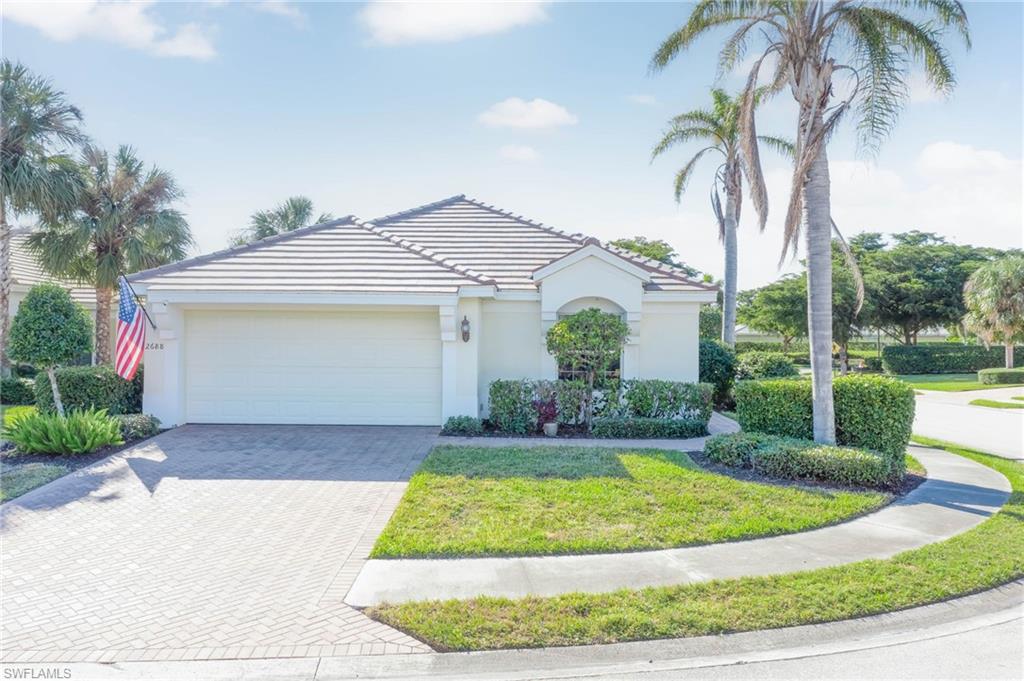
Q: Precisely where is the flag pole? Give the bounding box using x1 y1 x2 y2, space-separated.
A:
121 275 157 331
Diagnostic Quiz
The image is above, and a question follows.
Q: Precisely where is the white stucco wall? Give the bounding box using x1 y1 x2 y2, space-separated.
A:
638 301 701 382
477 299 543 414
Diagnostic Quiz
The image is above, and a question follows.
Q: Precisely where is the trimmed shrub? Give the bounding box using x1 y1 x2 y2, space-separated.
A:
488 380 537 434
591 416 707 439
699 339 737 407
734 375 914 482
441 415 485 436
2 408 123 455
555 380 588 425
620 379 713 422
881 344 1024 374
735 351 799 380
978 367 1024 385
754 439 893 489
862 357 883 372
2 377 35 405
704 432 777 468
34 365 143 415
114 414 162 441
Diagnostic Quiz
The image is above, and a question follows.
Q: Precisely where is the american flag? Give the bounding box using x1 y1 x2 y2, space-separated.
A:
115 276 146 380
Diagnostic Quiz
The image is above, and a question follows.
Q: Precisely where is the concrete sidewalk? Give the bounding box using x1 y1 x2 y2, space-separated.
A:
345 445 1010 606
914 387 1024 460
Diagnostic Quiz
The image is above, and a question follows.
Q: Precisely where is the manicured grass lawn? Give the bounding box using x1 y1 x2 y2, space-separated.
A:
895 373 1024 392
2 405 37 429
970 399 1024 410
369 439 1022 651
0 462 67 502
371 445 889 558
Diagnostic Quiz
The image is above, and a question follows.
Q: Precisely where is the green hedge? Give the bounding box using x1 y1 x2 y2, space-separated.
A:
978 367 1024 385
734 375 915 481
591 416 707 439
735 351 799 380
882 344 1024 374
488 380 537 434
619 380 713 422
35 365 143 415
704 432 895 489
441 415 485 435
114 414 161 440
1 377 35 405
699 340 736 407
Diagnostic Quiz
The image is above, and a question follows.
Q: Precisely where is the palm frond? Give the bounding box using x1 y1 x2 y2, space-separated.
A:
651 125 722 161
757 135 795 158
651 0 766 71
673 146 719 202
737 48 774 231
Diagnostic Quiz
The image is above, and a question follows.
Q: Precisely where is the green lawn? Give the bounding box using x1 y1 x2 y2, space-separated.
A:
369 439 1022 651
1 405 37 429
371 445 889 558
969 399 1024 410
0 462 67 502
894 374 1022 392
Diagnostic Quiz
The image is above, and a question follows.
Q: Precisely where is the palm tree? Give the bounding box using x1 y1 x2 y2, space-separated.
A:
29 145 193 365
963 256 1024 369
1 60 86 370
231 196 333 246
652 1 969 443
651 88 790 348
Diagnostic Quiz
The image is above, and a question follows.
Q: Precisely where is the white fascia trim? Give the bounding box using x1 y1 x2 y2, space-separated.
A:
493 290 541 301
532 244 653 283
140 289 460 307
457 285 497 298
643 290 719 303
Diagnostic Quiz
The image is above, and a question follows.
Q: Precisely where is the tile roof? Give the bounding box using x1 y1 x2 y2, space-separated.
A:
9 229 96 305
130 216 487 294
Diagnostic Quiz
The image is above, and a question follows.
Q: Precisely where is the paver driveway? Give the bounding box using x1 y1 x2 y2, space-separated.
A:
1 425 438 663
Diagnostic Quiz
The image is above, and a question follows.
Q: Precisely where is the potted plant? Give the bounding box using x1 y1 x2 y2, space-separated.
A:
534 397 559 437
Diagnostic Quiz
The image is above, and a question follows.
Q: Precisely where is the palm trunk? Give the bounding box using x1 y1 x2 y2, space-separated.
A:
721 173 739 349
95 287 113 365
1006 343 1015 369
803 119 836 445
47 366 65 417
1 201 10 375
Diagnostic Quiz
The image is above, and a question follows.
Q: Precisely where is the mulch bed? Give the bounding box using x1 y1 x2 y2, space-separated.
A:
0 431 166 475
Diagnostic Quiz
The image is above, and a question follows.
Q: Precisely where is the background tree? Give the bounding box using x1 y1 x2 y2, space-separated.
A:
653 0 969 444
1 60 86 370
737 274 807 351
546 308 629 430
231 195 333 246
29 145 193 365
699 305 722 340
608 236 700 276
651 88 789 348
8 283 92 416
831 243 865 374
963 256 1024 369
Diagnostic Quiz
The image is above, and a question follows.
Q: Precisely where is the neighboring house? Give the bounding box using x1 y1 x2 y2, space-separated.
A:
9 228 96 318
129 196 717 426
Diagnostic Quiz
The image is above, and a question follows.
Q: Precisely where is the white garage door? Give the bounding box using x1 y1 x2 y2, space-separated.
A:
184 309 442 425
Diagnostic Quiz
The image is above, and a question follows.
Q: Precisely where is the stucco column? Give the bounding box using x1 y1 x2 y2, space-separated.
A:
622 311 641 379
454 298 481 416
142 301 185 426
439 305 459 421
540 310 558 379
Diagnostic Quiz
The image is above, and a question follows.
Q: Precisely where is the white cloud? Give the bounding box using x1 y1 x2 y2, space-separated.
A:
627 94 658 106
498 144 540 162
479 97 577 129
359 1 548 45
254 1 307 27
2 0 216 60
906 71 943 104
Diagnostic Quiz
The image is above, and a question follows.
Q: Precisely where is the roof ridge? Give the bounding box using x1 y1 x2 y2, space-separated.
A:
372 194 467 224
459 196 589 245
356 218 495 285
128 216 361 282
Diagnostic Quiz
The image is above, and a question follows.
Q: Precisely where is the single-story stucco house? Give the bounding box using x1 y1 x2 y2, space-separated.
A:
129 196 717 426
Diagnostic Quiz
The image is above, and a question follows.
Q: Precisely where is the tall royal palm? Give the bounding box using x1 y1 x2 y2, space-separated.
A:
653 1 969 443
0 60 86 369
651 88 789 348
231 196 333 246
30 145 193 364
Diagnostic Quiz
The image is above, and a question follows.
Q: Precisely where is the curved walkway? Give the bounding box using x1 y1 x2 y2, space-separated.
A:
345 444 1011 606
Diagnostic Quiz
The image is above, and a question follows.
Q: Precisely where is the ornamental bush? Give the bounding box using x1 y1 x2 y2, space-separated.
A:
733 379 813 439
2 408 123 455
978 367 1024 385
704 432 777 468
620 380 713 422
735 351 799 380
487 379 536 434
114 414 162 440
698 340 737 407
1 377 35 405
591 416 707 439
35 365 144 415
881 344 1024 374
441 415 485 435
555 380 588 426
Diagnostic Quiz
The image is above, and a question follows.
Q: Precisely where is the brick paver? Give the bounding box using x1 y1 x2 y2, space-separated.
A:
1 425 437 663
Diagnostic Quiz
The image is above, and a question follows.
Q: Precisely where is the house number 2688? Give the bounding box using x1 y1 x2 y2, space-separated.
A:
145 343 164 351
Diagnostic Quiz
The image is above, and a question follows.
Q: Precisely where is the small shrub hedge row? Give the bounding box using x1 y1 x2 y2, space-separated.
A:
698 340 736 407
978 367 1024 385
735 351 799 380
1 377 36 405
734 374 915 482
2 408 123 455
591 416 707 439
34 365 143 415
881 344 1024 374
705 432 895 489
114 414 162 441
441 415 485 435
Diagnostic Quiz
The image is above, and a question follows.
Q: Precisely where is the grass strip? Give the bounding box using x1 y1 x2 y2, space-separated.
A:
369 441 1022 651
969 399 1024 410
1 462 68 502
895 374 1023 392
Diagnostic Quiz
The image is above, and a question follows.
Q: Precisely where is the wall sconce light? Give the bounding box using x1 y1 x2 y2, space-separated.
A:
461 316 471 342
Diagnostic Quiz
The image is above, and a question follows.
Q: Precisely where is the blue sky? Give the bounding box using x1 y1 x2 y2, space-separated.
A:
3 1 1021 288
